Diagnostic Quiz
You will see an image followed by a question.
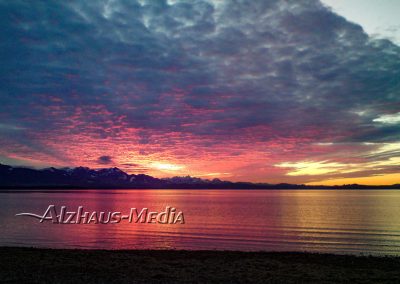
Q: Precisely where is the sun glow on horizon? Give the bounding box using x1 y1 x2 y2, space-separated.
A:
151 162 185 171
307 173 400 186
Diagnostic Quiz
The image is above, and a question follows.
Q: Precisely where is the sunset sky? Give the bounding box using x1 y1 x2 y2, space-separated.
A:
1 0 399 185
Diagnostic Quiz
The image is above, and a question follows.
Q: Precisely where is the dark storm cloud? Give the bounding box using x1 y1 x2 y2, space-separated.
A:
97 155 113 165
1 0 400 146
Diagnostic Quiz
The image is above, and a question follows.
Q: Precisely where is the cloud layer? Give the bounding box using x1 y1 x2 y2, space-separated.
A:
1 0 400 183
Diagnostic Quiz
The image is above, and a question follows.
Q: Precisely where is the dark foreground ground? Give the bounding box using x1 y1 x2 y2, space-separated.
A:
1 247 400 283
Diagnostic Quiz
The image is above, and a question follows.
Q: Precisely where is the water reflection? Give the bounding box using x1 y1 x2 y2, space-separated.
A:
0 190 400 255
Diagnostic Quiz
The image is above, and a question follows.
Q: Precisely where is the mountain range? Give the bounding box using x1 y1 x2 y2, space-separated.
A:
0 164 399 189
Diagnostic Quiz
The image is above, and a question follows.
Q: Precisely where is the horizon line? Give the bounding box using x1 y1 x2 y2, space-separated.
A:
1 163 399 188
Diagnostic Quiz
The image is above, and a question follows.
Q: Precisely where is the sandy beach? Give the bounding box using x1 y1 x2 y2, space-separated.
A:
1 247 399 283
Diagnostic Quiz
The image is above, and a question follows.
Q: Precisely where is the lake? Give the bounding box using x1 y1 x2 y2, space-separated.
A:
1 189 400 255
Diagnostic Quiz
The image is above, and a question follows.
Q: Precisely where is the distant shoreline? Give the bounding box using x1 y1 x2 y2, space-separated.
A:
2 163 400 190
1 186 400 191
1 247 399 283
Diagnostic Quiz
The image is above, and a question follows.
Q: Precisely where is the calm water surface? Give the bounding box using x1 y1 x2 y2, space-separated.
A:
1 189 400 255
